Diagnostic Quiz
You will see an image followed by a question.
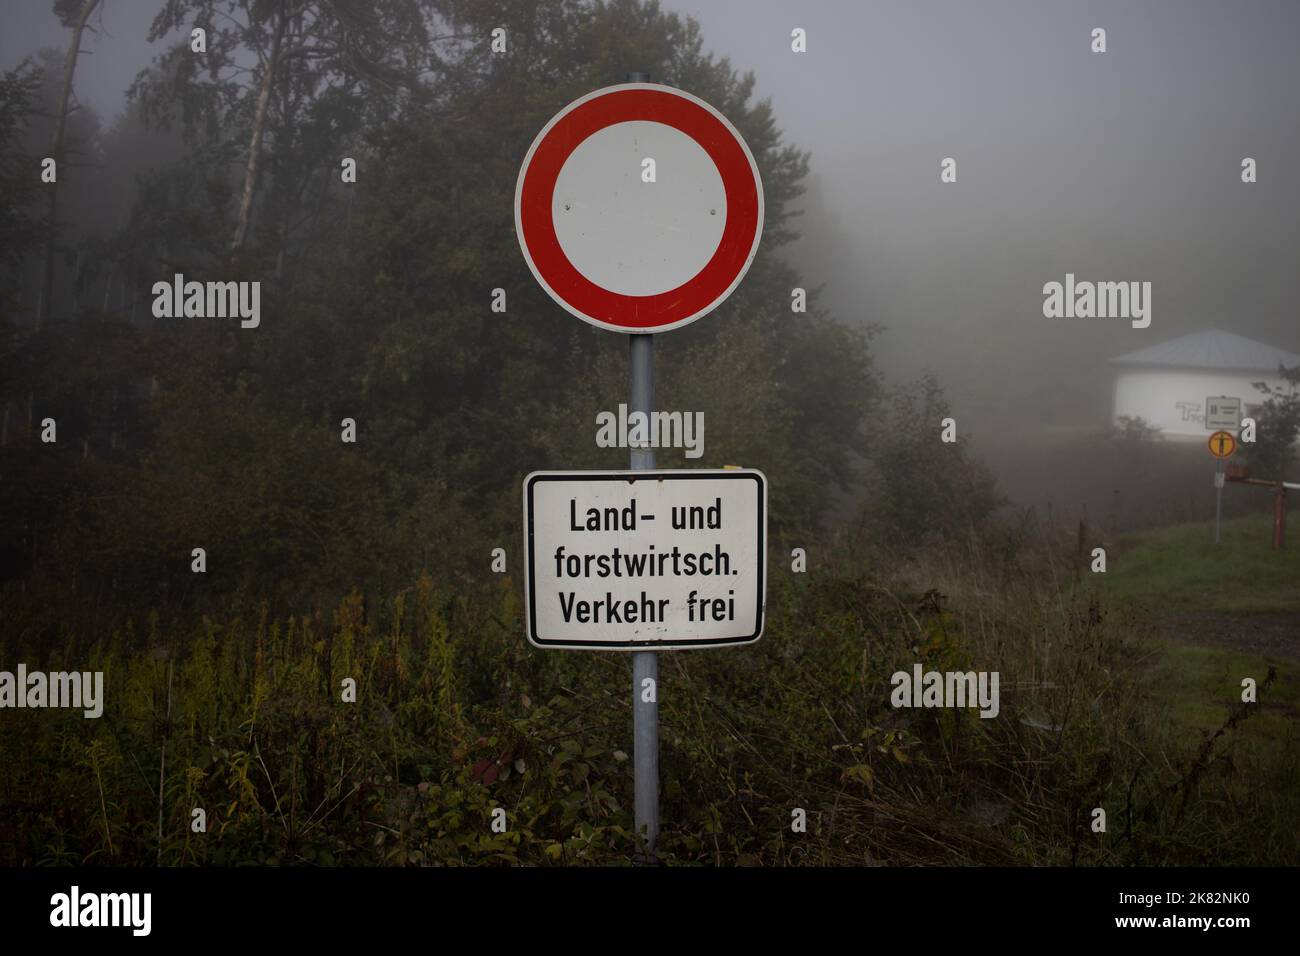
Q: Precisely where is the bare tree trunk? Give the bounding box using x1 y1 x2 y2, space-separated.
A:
71 249 83 312
229 3 288 266
158 660 172 866
37 0 101 330
101 265 114 314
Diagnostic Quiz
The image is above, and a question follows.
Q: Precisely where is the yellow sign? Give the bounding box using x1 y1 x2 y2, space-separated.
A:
1208 430 1237 459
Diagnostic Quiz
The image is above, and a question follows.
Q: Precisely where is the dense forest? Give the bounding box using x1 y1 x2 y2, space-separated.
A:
0 0 1293 868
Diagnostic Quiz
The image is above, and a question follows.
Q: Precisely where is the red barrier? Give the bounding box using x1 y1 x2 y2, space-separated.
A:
1224 468 1288 550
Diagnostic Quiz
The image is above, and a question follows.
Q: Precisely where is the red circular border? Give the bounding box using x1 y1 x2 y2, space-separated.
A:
518 88 761 331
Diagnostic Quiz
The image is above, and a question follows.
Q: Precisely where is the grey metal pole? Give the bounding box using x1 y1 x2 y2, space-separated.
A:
629 332 659 861
625 68 659 863
1214 459 1224 545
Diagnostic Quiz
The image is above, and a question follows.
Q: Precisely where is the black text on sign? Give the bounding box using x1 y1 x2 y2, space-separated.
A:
523 470 767 650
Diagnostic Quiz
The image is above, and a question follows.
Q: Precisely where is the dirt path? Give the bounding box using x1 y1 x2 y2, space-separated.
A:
1156 611 1300 661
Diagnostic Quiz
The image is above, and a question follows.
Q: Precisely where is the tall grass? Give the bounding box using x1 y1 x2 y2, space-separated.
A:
1 532 1294 866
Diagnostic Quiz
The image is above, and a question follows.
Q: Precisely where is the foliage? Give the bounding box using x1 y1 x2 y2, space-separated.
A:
861 374 1004 545
0 61 45 304
1247 365 1300 481
2 540 1293 866
1108 415 1163 444
2 0 882 629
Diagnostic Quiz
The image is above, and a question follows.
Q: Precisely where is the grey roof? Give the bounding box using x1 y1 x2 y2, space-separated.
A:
1111 329 1300 370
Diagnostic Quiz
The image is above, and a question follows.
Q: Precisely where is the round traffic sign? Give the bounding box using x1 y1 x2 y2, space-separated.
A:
515 83 764 333
1208 430 1237 458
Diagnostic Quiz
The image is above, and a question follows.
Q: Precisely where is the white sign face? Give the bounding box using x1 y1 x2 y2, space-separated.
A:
1205 396 1242 430
523 470 766 650
552 121 727 297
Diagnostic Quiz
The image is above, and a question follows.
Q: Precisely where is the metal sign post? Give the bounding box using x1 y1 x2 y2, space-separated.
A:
1214 459 1225 545
1208 429 1237 545
626 68 659 863
629 331 659 859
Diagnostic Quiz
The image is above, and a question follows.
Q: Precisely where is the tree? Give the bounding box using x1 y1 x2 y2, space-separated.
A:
306 0 879 537
1248 365 1300 481
1108 415 1163 444
132 0 437 269
0 63 45 315
37 0 102 329
862 374 1003 544
7 0 884 622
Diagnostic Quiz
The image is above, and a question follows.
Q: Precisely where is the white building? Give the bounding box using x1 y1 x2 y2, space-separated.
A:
1110 329 1300 440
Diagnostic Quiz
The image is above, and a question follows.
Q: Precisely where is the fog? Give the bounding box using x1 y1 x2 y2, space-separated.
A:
4 0 1297 511
651 0 1300 510
658 1 1300 413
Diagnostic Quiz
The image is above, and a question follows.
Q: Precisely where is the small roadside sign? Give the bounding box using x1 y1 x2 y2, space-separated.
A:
1208 430 1237 459
523 469 766 649
1205 396 1242 430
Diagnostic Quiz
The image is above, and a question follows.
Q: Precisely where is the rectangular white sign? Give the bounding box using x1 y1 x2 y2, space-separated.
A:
1205 396 1242 430
523 470 766 650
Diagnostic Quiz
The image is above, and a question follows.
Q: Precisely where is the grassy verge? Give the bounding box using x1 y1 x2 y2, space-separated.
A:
1142 640 1300 862
2 538 1295 866
1096 515 1300 614
1065 513 1300 862
1150 643 1297 741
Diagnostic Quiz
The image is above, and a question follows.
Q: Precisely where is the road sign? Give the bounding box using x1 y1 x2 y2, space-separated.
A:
523 469 766 649
1208 430 1237 458
1205 396 1242 430
515 83 765 334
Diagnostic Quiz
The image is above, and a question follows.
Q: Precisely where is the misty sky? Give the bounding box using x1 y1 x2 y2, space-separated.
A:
661 0 1300 432
3 0 1298 442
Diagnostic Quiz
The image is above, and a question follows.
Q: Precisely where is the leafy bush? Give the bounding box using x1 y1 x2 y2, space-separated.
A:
861 374 1004 546
1247 365 1300 481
